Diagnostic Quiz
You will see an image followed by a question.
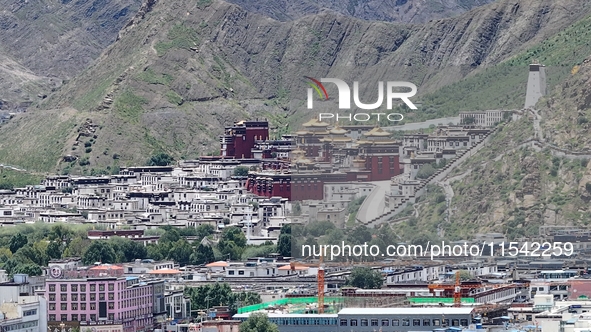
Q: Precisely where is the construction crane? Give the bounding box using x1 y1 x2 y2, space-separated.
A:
290 250 325 314
318 251 325 314
428 271 481 307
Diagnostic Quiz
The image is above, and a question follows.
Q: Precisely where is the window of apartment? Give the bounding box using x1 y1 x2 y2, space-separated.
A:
402 319 410 326
49 303 55 311
81 294 86 301
413 319 421 326
49 284 56 292
99 284 105 291
71 294 78 301
71 314 78 321
60 304 67 310
81 314 86 322
80 285 86 292
350 319 357 326
228 270 234 275
381 319 389 326
108 302 114 310
81 303 86 310
108 314 114 321
49 315 56 322
423 319 431 326
90 284 96 292
71 284 78 292
60 294 67 301
49 294 56 301
60 284 67 292
452 319 460 326
443 319 450 327
99 293 105 301
90 303 96 310
61 314 67 321
90 293 96 301
71 303 78 310
360 319 368 326
433 319 441 326
371 319 378 326
460 319 469 326
392 319 399 326
90 314 96 321
339 319 348 326
108 293 114 300
238 271 244 275
108 283 114 291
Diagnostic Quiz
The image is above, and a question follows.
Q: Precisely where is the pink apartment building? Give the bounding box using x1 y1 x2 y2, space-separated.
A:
44 265 166 332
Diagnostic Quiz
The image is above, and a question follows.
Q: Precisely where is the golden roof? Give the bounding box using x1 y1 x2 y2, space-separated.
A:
302 118 330 128
329 126 348 135
363 127 391 137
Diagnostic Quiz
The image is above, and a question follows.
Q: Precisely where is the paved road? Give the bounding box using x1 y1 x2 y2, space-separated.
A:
356 180 391 224
384 117 460 131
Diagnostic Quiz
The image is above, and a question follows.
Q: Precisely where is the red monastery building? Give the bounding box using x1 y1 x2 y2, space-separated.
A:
220 119 402 201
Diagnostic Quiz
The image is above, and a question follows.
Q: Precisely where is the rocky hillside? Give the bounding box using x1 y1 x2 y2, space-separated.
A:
227 0 497 23
1 0 590 175
0 0 142 109
403 54 591 241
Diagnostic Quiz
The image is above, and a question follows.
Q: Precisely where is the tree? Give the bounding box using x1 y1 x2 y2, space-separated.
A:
47 241 63 260
347 225 372 245
168 239 193 265
147 153 174 166
276 234 291 257
416 164 436 179
63 236 90 257
305 221 335 237
239 313 279 332
13 263 42 276
9 233 27 253
346 267 383 289
195 224 215 241
233 166 249 177
191 244 215 265
82 241 116 264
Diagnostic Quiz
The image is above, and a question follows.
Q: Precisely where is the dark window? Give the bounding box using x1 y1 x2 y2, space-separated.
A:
433 319 441 326
423 319 431 326
452 319 460 327
402 319 410 326
350 319 357 326
340 319 347 326
382 319 389 326
413 319 421 326
371 319 378 326
460 319 469 326
361 319 368 326
392 319 399 326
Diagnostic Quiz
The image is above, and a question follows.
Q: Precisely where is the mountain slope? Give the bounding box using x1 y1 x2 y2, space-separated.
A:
1 0 590 174
402 53 591 242
226 0 497 23
0 0 142 109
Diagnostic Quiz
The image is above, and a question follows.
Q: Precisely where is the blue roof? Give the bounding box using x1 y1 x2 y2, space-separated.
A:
126 276 139 280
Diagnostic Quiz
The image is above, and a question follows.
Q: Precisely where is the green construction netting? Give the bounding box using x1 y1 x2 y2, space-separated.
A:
409 297 475 303
238 297 346 314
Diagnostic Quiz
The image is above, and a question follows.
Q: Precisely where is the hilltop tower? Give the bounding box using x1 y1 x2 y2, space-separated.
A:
525 62 546 109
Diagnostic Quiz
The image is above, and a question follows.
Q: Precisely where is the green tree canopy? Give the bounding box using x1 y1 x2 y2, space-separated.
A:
233 166 249 177
147 153 174 166
346 267 383 289
9 233 27 253
239 313 279 332
82 241 116 265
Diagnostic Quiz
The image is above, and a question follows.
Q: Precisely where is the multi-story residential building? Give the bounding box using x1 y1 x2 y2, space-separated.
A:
44 265 165 332
0 274 47 332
